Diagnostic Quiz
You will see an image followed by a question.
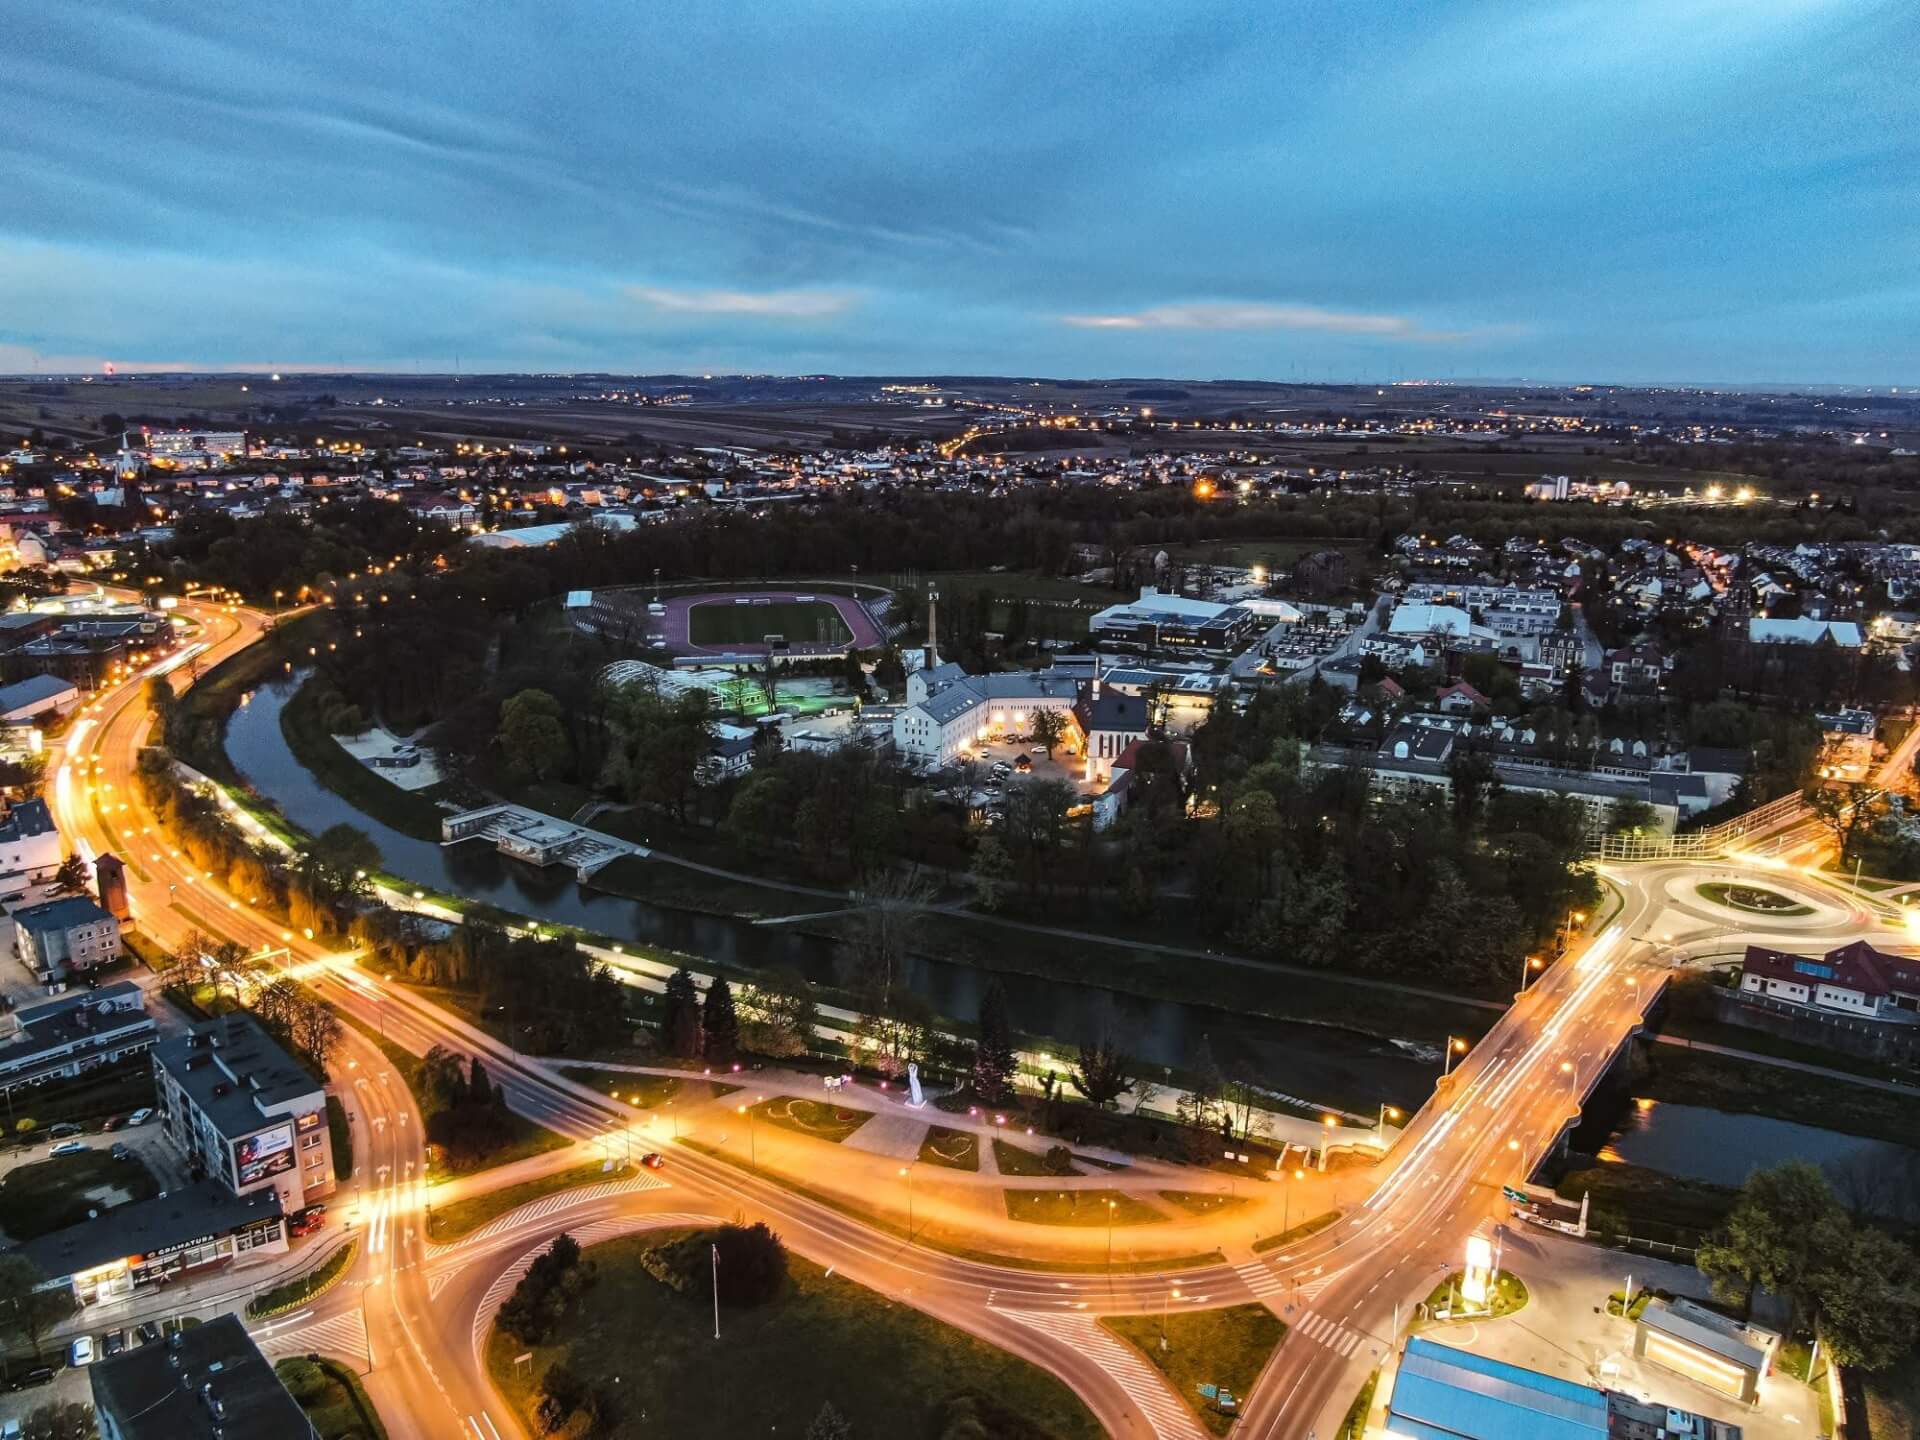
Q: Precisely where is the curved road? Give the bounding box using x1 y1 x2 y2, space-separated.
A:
51 596 1902 1439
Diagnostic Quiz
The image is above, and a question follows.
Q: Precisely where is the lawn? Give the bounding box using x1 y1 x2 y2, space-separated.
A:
687 597 851 648
1252 1209 1343 1253
559 1066 690 1109
0 1149 159 1240
919 1125 980 1171
1101 1303 1287 1437
1694 881 1813 916
994 1138 1081 1176
1336 1370 1381 1440
1003 1188 1166 1227
1865 1346 1920 1440
427 1160 628 1243
1157 1190 1251 1218
1636 1045 1920 1147
1422 1269 1529 1323
1557 1161 1735 1247
486 1229 1102 1439
276 1356 388 1440
750 1096 872 1143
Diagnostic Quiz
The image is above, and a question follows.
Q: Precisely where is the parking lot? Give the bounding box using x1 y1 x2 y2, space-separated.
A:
956 737 1106 803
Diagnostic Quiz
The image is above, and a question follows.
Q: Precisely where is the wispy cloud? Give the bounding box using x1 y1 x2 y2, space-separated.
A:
1060 301 1485 342
627 285 856 319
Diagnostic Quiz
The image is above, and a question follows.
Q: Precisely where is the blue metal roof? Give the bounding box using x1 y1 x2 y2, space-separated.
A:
1387 1337 1607 1440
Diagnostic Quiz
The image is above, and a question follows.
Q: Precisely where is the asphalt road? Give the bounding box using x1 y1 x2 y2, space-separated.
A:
49 596 1897 1440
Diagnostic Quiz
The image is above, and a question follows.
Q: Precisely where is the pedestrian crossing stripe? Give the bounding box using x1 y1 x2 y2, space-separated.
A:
1232 1260 1332 1302
429 1172 670 1255
993 1307 1209 1440
256 1310 367 1363
1294 1309 1367 1358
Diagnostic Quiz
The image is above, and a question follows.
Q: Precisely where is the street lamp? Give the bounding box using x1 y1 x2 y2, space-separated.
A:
736 1103 755 1169
898 1164 915 1243
1520 954 1544 991
1161 1286 1183 1351
1560 1059 1578 1091
1442 1036 1469 1078
1377 1103 1400 1139
1106 1198 1117 1269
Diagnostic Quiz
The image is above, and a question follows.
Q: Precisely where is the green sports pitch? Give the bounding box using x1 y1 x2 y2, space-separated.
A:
687 598 853 647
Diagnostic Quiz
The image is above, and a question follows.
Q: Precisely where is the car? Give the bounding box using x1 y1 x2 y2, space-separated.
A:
110 1142 132 1161
67 1336 94 1367
46 1122 82 1139
101 1115 125 1132
9 1366 55 1391
49 1140 89 1157
135 1321 161 1347
640 1152 665 1170
289 1206 327 1237
103 1330 126 1357
126 1108 154 1126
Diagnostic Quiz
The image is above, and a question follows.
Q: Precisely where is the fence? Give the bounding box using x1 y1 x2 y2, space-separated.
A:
1591 790 1809 862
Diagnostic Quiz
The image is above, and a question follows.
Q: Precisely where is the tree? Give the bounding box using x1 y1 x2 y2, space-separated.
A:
306 823 381 898
1029 708 1067 759
736 967 816 1058
805 1401 854 1440
288 995 344 1075
1070 1031 1136 1110
1813 1221 1920 1370
1697 1161 1842 1325
701 975 740 1062
1175 1035 1228 1150
967 834 1014 912
468 1056 495 1107
710 1221 788 1306
14 1403 96 1440
50 853 91 897
0 1254 77 1361
496 688 572 783
971 979 1017 1104
662 968 703 1058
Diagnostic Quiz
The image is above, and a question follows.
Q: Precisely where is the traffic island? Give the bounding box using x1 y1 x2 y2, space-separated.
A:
1100 1303 1287 1437
1694 881 1814 916
486 1226 1102 1439
1419 1268 1528 1325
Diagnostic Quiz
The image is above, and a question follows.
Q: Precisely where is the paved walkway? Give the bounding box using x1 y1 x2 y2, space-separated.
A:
1651 1031 1920 1095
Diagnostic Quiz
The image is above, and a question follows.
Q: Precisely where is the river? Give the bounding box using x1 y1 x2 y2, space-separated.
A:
224 675 1440 1110
1600 1098 1920 1220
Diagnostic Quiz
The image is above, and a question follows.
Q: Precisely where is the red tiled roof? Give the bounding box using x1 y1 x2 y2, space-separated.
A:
1742 940 1920 999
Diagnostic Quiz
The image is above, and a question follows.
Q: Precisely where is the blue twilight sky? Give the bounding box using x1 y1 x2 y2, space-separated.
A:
2 0 1915 384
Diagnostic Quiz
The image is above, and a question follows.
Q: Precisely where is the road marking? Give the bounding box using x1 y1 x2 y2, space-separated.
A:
1293 1308 1367 1358
254 1308 368 1364
430 1172 671 1255
993 1307 1207 1439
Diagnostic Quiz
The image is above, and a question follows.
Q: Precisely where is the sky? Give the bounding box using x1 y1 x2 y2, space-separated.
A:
3 0 1916 384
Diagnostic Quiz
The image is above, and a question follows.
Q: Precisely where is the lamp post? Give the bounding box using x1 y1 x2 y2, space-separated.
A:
1442 1036 1469 1079
1560 1059 1578 1092
898 1164 915 1243
736 1103 756 1170
1376 1103 1400 1141
1520 954 1544 991
1161 1286 1182 1351
1106 1198 1117 1269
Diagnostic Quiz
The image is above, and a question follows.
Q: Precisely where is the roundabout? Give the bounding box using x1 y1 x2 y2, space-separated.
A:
1693 881 1815 917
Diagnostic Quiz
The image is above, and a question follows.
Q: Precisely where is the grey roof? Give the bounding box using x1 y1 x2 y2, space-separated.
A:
1639 1298 1771 1371
0 982 153 1081
1075 685 1148 734
88 1313 307 1440
11 894 114 937
153 1013 323 1141
918 671 1079 726
20 1181 282 1280
0 673 77 711
0 798 55 843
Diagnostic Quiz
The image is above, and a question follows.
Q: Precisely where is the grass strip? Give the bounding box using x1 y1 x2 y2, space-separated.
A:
750 1095 872 1143
427 1160 628 1243
1002 1188 1166 1228
249 1239 358 1318
1156 1190 1250 1218
1100 1303 1286 1437
1252 1209 1343 1254
276 1355 390 1440
918 1126 981 1172
1335 1370 1380 1440
681 1139 1220 1275
994 1137 1081 1177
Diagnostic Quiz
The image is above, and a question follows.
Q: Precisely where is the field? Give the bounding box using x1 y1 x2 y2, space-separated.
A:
687 597 852 647
487 1229 1101 1438
1100 1304 1286 1437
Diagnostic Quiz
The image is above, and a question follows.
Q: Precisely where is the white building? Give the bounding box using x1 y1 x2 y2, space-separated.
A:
893 662 1082 768
1748 617 1864 648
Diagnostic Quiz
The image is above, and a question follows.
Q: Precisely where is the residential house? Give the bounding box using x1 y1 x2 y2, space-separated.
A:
12 894 121 983
1739 940 1920 1022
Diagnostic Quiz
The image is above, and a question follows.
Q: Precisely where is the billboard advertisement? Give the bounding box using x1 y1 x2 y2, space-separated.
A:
234 1123 295 1188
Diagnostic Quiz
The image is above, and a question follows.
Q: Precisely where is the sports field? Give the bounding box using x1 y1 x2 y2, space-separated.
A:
687 597 854 647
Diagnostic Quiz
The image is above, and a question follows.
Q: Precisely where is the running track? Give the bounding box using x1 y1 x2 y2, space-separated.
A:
660 589 883 657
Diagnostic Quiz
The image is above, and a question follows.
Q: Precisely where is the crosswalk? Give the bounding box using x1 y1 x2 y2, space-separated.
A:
1232 1258 1333 1304
256 1308 368 1364
994 1308 1208 1440
429 1172 670 1255
1291 1308 1371 1359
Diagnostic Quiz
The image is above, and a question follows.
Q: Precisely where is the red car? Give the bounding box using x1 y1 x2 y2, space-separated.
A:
289 1207 327 1237
640 1153 665 1170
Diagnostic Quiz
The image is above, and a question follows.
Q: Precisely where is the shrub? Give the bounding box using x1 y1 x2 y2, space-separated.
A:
1044 1145 1075 1176
497 1234 595 1345
646 1223 789 1308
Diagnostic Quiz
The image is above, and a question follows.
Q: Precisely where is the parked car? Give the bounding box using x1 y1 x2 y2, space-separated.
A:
103 1330 126 1357
110 1142 132 1161
126 1108 154 1126
8 1366 55 1391
67 1336 94 1367
135 1321 161 1346
46 1122 82 1139
640 1152 666 1170
101 1115 126 1132
49 1140 89 1157
289 1207 326 1237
